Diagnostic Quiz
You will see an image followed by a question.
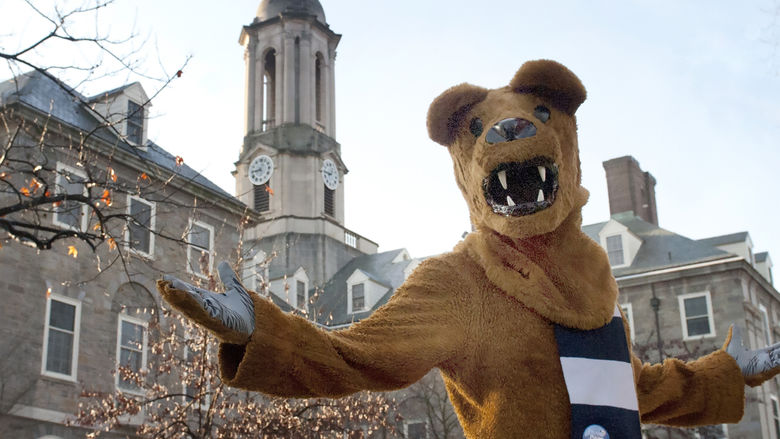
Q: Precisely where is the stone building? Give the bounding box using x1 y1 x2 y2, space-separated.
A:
585 156 778 438
1 1 777 439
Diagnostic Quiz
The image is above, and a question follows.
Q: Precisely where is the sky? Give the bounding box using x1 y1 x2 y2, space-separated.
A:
2 0 780 263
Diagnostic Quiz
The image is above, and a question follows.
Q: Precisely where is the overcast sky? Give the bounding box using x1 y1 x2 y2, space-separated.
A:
2 0 780 264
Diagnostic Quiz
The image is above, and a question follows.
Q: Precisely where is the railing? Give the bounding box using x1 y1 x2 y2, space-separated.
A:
344 231 357 248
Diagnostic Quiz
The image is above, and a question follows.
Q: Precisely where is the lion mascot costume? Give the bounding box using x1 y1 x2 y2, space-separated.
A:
158 60 780 438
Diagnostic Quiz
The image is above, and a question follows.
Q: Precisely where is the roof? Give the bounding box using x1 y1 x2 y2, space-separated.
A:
312 249 415 326
696 232 750 247
0 71 237 201
756 252 769 263
583 213 732 277
256 0 326 24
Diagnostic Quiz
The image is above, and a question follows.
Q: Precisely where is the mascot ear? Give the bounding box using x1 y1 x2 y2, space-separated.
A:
510 59 586 116
427 83 488 147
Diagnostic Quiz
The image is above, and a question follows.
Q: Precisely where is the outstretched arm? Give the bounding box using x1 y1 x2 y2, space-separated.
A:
158 258 467 398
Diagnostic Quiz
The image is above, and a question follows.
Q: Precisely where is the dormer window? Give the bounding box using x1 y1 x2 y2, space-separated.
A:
351 283 365 312
127 100 144 145
606 235 624 266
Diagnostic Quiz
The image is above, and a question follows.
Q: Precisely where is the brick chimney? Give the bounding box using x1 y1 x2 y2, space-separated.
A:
602 156 658 225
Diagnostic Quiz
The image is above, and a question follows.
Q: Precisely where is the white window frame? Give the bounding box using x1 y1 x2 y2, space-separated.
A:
620 303 635 343
349 283 366 314
605 234 627 268
52 163 88 232
678 291 716 341
41 293 81 382
186 219 214 278
124 195 156 258
115 313 148 395
404 420 428 439
760 304 774 345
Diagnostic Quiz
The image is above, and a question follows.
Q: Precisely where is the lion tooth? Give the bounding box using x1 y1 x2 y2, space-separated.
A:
498 170 508 190
538 166 546 182
506 195 516 206
537 189 545 202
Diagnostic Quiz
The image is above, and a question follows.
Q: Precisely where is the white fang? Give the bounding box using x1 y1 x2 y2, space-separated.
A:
506 195 516 206
537 189 545 202
498 170 508 189
538 166 546 182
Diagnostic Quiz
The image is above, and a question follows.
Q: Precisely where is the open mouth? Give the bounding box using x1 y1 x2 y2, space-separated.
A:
482 157 559 216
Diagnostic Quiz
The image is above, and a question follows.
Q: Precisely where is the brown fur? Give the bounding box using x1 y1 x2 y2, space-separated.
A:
158 60 757 437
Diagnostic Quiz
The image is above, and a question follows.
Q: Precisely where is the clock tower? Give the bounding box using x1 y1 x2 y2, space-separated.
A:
235 0 377 301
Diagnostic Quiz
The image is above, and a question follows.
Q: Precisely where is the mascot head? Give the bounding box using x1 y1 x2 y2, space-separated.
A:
427 60 588 239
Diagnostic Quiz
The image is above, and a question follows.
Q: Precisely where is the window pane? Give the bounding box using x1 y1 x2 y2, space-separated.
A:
684 296 708 317
129 199 152 253
119 348 142 390
352 284 364 311
606 235 624 265
297 281 306 307
121 321 143 349
189 247 209 275
46 328 73 374
407 422 426 439
50 300 75 331
189 224 210 250
127 101 143 145
687 316 711 336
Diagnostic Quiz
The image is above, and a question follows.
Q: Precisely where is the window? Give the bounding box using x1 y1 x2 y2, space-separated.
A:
53 163 87 231
772 396 780 438
760 304 773 345
324 185 335 216
41 294 81 381
187 220 213 277
345 231 357 248
127 100 144 145
254 184 270 212
116 314 148 392
126 196 155 256
262 49 276 131
621 303 635 343
678 292 715 340
296 280 306 309
405 421 427 439
606 234 624 266
315 54 323 123
351 283 365 312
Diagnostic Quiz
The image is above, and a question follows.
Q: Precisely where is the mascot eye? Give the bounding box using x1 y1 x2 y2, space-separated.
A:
469 117 483 137
533 105 551 123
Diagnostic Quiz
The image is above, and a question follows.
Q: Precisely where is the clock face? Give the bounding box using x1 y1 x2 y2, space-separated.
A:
321 159 339 190
248 155 273 185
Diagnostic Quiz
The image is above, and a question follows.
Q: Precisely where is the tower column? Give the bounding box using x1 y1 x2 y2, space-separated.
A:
253 43 265 131
282 34 296 124
328 50 337 136
244 36 257 134
299 33 313 125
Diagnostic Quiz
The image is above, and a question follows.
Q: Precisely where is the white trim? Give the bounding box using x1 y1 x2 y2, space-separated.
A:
41 293 81 382
115 313 148 395
678 291 716 341
616 256 743 281
124 195 156 258
52 162 88 232
621 302 635 343
9 404 70 424
186 219 214 278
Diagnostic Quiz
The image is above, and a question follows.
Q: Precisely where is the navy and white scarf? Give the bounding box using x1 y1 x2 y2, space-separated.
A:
554 305 641 439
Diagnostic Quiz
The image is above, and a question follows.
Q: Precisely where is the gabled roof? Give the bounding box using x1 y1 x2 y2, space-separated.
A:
0 71 236 202
583 213 732 277
312 249 415 326
756 252 769 263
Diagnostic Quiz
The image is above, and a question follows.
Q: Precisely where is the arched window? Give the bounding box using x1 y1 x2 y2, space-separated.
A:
262 49 276 131
315 53 324 126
